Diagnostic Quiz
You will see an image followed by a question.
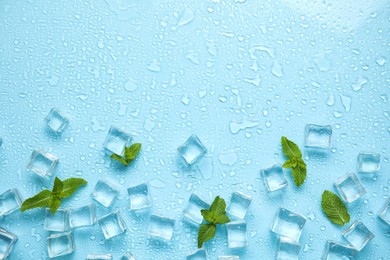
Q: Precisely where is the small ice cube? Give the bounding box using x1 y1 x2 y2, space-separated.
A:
0 227 17 259
47 232 74 258
334 173 366 203
69 204 96 228
304 124 332 149
322 240 357 260
121 252 136 260
86 254 112 260
44 108 69 134
342 221 374 251
178 135 207 165
0 188 23 217
261 164 288 192
148 214 175 242
97 209 127 240
270 208 306 242
91 180 119 208
187 248 208 260
357 152 380 173
27 149 59 178
378 198 390 226
44 208 69 232
103 126 131 155
183 194 210 226
227 191 252 219
276 236 300 260
127 183 152 211
226 221 247 248
218 257 240 260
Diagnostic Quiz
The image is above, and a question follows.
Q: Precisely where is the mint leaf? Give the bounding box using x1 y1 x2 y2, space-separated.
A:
20 190 51 212
209 196 227 216
322 190 350 226
60 178 87 198
125 143 142 160
201 209 215 223
52 177 63 195
282 159 294 169
291 164 306 186
281 136 302 159
215 215 230 225
49 197 61 214
110 154 129 166
197 223 216 248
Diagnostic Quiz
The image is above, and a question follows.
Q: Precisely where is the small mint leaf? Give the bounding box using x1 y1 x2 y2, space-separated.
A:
214 215 230 225
60 178 87 198
201 209 215 223
197 223 216 248
322 190 350 226
49 197 61 214
282 159 293 169
125 143 142 161
209 196 227 216
20 190 52 212
52 177 63 195
281 136 302 159
292 165 306 186
110 154 128 166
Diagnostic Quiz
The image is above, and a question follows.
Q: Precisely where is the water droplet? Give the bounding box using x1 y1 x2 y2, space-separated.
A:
271 61 283 78
340 94 351 112
147 59 161 72
352 76 368 91
124 78 137 92
229 118 259 134
219 151 238 166
181 96 190 105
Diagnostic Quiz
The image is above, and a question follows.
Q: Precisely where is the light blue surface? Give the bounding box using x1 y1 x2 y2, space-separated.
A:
0 0 389 259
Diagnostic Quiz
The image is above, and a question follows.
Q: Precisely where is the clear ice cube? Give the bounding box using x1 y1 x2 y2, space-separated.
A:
342 221 375 251
27 149 59 178
304 124 332 149
178 134 207 165
334 173 366 203
218 257 240 260
148 214 175 241
44 108 69 134
97 209 127 240
270 208 306 242
0 228 17 259
0 188 22 217
69 204 96 228
187 248 208 260
86 254 112 260
183 194 210 226
227 191 252 219
91 180 119 208
44 208 69 232
276 236 300 260
103 126 131 155
322 240 357 260
226 221 247 248
357 152 380 173
127 183 152 211
47 231 74 258
261 164 288 192
378 198 390 226
121 252 136 260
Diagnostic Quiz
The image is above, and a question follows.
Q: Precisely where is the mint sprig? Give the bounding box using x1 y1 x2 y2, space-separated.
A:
281 136 307 186
198 196 230 248
110 143 142 166
21 177 87 214
321 190 350 226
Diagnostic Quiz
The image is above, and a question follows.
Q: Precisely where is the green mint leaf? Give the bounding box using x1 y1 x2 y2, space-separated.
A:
321 190 350 226
125 143 142 161
20 189 52 212
209 196 227 216
282 159 294 169
110 154 129 166
49 196 61 214
215 215 230 225
281 136 302 159
52 177 63 195
291 164 306 186
60 178 87 198
201 209 215 223
197 223 216 248
298 158 306 169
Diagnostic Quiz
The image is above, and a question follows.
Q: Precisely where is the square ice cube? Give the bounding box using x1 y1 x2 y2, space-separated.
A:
261 164 288 192
226 221 247 248
227 191 252 220
127 183 152 211
91 180 119 208
334 173 366 203
98 209 127 240
218 257 240 260
0 228 17 259
322 240 357 260
47 232 74 258
378 198 390 226
276 236 300 260
27 149 59 178
44 208 69 232
121 252 136 260
183 194 210 226
0 188 23 217
44 108 69 134
270 208 306 242
304 124 332 148
342 221 375 251
69 204 96 228
148 214 175 241
178 135 207 165
357 152 380 173
86 254 112 260
187 248 208 260
103 126 131 155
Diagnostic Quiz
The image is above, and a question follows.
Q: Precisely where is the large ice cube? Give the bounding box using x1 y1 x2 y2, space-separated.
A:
47 232 74 258
226 221 247 248
334 173 366 203
0 188 22 217
27 149 59 178
44 108 69 134
304 124 332 149
378 198 390 226
357 152 380 173
69 204 96 228
342 221 374 251
322 240 357 260
103 126 131 155
0 228 17 259
127 183 152 211
178 135 207 165
44 208 69 232
270 208 306 242
276 236 300 260
86 254 112 260
91 180 119 208
261 164 288 192
148 214 175 241
227 191 252 219
98 209 127 240
183 194 209 226
187 248 208 260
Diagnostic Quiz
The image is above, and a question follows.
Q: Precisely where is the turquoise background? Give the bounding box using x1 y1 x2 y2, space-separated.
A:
0 0 389 259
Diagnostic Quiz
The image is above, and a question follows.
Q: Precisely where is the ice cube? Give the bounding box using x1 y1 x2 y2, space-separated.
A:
334 173 366 203
69 204 96 228
97 209 127 240
91 180 119 208
183 194 210 226
322 240 357 260
44 108 69 134
27 149 59 178
270 208 306 242
357 152 380 173
226 221 247 248
148 214 175 241
103 126 131 155
378 198 390 226
44 208 69 232
0 188 22 217
187 248 208 260
46 232 74 258
178 135 207 165
227 191 252 219
261 164 288 192
342 221 375 251
127 183 152 211
276 236 300 260
304 124 332 148
0 228 17 259
86 254 112 260
121 252 136 260
218 257 240 260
